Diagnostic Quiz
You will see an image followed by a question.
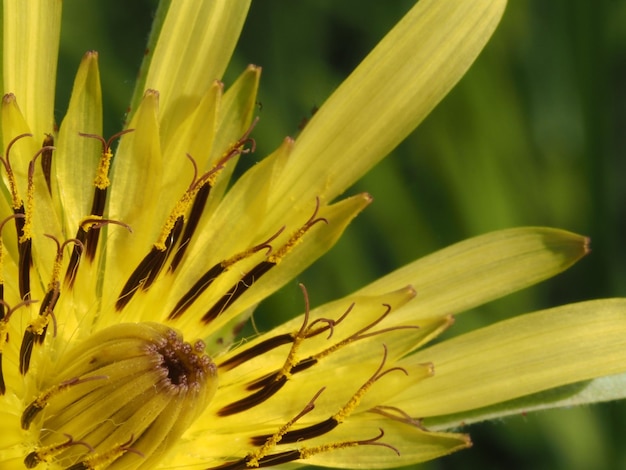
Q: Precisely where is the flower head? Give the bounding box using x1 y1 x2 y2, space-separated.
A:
2 1 626 469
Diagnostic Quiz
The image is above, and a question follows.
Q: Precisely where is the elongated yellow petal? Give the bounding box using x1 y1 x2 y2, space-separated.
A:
2 0 61 140
141 0 251 142
357 227 588 321
55 51 103 234
268 0 506 212
397 299 626 417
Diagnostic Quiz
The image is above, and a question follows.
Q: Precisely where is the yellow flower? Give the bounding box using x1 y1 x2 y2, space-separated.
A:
1 1 626 469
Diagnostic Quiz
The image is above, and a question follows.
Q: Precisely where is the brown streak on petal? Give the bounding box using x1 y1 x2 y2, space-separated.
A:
0 352 5 395
251 417 339 446
18 238 31 300
64 228 87 288
19 327 37 374
202 261 275 324
40 134 54 194
116 217 183 311
169 183 211 272
168 263 226 320
217 333 294 371
84 187 107 261
217 375 287 416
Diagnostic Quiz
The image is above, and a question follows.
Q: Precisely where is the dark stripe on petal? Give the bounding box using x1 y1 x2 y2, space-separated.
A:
169 183 211 272
217 375 287 416
116 217 184 311
218 333 294 371
40 134 54 194
168 265 226 321
202 260 275 324
251 417 339 446
85 187 107 261
64 228 87 288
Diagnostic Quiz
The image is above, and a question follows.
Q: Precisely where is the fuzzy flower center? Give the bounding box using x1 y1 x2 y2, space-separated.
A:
22 322 218 469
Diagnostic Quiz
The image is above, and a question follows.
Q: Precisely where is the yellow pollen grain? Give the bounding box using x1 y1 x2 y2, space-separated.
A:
93 148 113 189
300 441 359 460
30 316 49 335
154 191 196 251
267 226 311 265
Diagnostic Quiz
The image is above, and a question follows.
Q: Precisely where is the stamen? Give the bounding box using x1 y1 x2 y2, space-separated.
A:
168 183 210 272
64 217 131 287
217 301 353 372
117 134 257 312
218 286 345 415
211 428 397 469
168 227 284 320
0 132 32 209
115 216 184 310
20 235 82 374
79 129 135 190
247 388 325 467
202 200 326 323
76 130 134 261
24 433 94 468
64 435 142 470
40 134 55 194
369 405 424 428
251 346 406 446
21 375 107 430
311 303 419 361
0 299 36 395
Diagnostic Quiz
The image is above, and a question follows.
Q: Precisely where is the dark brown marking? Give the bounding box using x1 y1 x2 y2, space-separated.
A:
64 228 87 287
116 217 184 311
202 261 275 323
20 391 44 429
247 357 317 392
208 450 303 470
251 417 339 447
218 333 294 371
0 352 5 395
84 187 107 261
13 205 31 300
0 284 4 321
19 327 41 375
40 134 54 194
217 375 287 417
168 263 226 320
169 183 211 272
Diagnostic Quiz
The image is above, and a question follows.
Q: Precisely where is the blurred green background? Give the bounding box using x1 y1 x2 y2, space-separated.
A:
56 1 626 469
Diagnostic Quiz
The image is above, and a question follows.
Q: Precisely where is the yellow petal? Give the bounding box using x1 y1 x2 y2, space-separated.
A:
268 0 506 210
397 299 626 417
2 0 61 140
357 227 588 321
55 51 103 234
139 0 251 142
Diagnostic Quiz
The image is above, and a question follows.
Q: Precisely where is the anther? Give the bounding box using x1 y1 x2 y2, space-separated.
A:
247 387 325 467
75 129 134 262
40 134 55 194
202 199 326 323
169 226 286 320
24 433 94 468
21 375 107 429
65 218 131 287
20 234 81 374
0 299 36 394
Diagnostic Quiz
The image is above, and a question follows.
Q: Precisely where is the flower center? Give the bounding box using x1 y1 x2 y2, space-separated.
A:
22 322 218 469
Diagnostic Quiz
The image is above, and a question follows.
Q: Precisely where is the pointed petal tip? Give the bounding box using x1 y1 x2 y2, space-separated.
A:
3 93 17 104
